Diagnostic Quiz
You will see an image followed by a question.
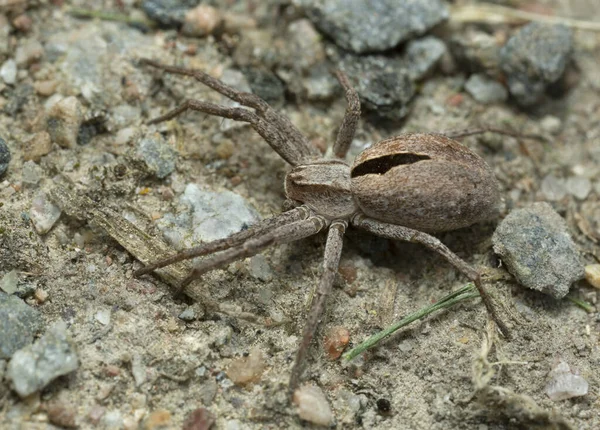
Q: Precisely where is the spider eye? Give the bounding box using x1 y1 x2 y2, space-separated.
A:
350 153 430 178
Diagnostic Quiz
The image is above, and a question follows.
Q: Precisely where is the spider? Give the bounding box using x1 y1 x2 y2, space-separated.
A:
135 58 513 393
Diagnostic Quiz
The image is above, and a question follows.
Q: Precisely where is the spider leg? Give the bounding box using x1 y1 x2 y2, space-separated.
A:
289 220 347 394
352 215 511 339
178 214 329 289
134 206 311 277
140 59 320 165
332 70 361 159
440 126 544 141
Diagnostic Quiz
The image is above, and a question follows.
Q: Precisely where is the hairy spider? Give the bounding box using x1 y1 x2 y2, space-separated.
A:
136 58 513 393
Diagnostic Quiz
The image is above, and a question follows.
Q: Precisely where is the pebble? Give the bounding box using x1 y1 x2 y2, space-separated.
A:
293 384 334 426
300 0 448 54
339 54 415 120
95 309 111 325
584 264 600 289
157 183 260 249
31 190 62 234
449 29 501 74
500 23 572 105
137 134 178 179
323 326 350 360
182 5 222 37
0 59 17 85
540 115 562 134
6 321 79 398
21 160 43 186
565 176 591 200
226 348 266 385
540 174 567 201
492 202 584 299
545 359 588 401
46 401 77 428
46 96 84 149
34 79 58 96
242 67 285 106
182 408 215 430
23 131 53 162
0 291 43 359
402 36 447 80
248 254 273 282
142 0 198 28
1 270 18 294
0 136 10 177
178 307 196 322
464 74 508 104
286 19 326 72
14 39 44 66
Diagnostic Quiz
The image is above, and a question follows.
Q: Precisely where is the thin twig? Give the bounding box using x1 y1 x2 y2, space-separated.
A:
67 7 155 29
343 283 479 361
451 4 600 32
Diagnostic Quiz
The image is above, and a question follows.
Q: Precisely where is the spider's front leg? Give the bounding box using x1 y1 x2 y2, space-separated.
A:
352 214 511 339
289 220 347 394
139 58 320 165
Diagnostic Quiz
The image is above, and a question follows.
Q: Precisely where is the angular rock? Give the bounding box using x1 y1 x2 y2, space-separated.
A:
0 291 44 359
46 96 84 149
464 73 508 104
500 23 572 106
401 36 447 80
142 0 199 28
0 59 17 85
7 321 79 397
299 0 448 54
545 359 588 401
492 202 584 298
31 190 62 234
339 54 415 120
137 134 178 179
0 136 10 177
156 184 260 249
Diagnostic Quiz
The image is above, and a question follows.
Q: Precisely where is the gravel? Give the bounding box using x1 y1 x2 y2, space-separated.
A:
500 23 573 106
0 136 10 177
299 0 448 54
492 202 584 299
0 291 44 359
137 134 178 179
6 321 79 398
464 73 508 104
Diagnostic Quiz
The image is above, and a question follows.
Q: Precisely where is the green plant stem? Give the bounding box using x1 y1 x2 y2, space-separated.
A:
566 296 595 313
67 7 155 28
343 283 480 361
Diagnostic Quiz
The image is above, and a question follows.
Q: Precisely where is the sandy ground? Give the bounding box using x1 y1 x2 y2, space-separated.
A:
1 1 599 429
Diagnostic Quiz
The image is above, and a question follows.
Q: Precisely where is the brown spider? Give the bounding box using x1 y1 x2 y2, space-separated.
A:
135 58 513 393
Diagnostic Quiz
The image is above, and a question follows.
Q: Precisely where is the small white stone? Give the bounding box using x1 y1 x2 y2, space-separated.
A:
545 359 588 401
30 191 62 234
565 176 591 200
1 270 18 294
293 385 334 426
540 115 562 134
95 309 111 325
540 174 567 201
0 59 17 85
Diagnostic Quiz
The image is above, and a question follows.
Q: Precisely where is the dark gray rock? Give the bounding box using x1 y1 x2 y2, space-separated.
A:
299 0 448 54
500 23 572 106
242 68 285 107
492 202 584 298
142 0 199 28
6 321 79 398
137 134 178 179
0 292 44 359
0 136 9 177
340 54 415 120
464 74 508 104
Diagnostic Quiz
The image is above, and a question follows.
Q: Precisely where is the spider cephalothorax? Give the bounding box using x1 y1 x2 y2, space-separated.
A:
135 59 511 393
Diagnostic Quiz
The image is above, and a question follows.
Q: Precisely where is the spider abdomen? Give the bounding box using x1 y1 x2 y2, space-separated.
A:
350 133 502 233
